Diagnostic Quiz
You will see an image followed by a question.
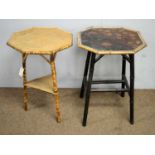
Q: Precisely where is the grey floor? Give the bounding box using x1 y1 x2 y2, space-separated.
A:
0 88 155 135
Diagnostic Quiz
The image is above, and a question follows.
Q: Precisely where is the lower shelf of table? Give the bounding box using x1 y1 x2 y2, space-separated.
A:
26 75 54 94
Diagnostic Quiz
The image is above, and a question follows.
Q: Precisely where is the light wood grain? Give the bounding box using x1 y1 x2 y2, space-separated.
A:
50 54 61 122
22 54 28 111
26 75 54 94
7 27 72 55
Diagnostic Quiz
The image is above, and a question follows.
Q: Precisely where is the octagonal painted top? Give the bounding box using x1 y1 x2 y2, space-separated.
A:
7 27 72 55
78 27 146 55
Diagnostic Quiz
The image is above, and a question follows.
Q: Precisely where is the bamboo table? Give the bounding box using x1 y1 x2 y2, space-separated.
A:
78 27 146 126
7 27 72 122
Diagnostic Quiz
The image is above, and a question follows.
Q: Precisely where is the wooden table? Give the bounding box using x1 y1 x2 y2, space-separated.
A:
78 27 146 126
7 27 72 122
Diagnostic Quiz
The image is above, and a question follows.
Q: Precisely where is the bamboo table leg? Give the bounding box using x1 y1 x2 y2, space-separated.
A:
50 54 61 122
82 53 96 126
80 52 91 98
22 53 28 111
121 55 126 97
129 54 135 124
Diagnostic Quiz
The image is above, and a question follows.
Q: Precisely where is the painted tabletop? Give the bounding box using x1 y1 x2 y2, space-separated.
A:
7 27 72 55
78 28 146 55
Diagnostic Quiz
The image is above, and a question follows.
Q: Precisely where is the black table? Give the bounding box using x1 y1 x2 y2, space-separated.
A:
78 27 146 126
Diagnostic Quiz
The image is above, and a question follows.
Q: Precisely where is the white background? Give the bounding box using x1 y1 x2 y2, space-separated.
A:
0 19 154 89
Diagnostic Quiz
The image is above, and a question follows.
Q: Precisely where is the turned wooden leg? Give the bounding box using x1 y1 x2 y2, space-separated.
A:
50 54 61 123
22 54 28 111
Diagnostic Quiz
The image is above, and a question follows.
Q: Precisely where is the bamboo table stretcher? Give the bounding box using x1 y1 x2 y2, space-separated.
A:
78 27 147 126
7 27 72 122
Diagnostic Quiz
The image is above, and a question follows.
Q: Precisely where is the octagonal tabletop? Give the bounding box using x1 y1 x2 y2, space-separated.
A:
78 27 146 55
7 27 72 55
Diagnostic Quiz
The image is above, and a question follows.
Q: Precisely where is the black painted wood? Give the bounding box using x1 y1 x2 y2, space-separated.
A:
80 52 135 126
121 56 126 97
129 54 135 124
82 53 96 126
80 52 91 98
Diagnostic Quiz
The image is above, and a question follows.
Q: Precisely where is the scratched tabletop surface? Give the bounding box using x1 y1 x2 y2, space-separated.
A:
78 28 146 55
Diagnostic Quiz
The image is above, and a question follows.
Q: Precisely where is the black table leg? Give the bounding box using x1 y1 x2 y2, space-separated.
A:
82 53 96 126
129 54 135 124
121 55 126 97
80 52 91 98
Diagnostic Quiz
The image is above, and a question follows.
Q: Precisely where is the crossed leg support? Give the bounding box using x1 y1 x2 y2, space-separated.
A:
80 52 135 126
22 53 61 123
